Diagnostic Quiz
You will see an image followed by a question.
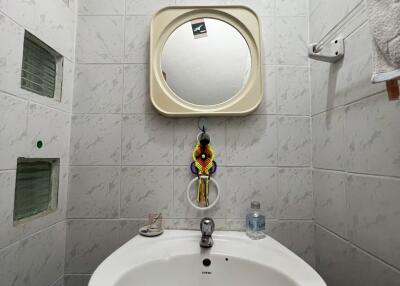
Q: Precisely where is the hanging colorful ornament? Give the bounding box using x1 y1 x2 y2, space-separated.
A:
190 131 217 207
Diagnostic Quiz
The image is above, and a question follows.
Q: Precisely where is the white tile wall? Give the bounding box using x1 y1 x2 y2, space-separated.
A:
126 0 175 15
67 0 313 277
121 114 174 165
278 116 311 166
275 17 308 66
310 0 400 283
65 220 122 274
0 1 75 284
315 226 400 286
74 64 123 113
276 67 310 115
313 170 347 238
277 168 313 219
124 16 151 63
68 166 121 219
123 64 153 114
27 103 71 164
312 108 345 170
0 12 24 96
0 92 28 169
345 94 400 177
70 114 122 165
76 16 124 63
78 0 125 15
120 166 174 218
225 115 278 166
0 222 66 286
347 175 400 268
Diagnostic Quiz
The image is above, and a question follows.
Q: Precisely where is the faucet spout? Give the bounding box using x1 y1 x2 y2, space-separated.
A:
200 218 215 248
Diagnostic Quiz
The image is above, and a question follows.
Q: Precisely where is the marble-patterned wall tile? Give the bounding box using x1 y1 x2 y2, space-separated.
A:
27 103 71 164
33 0 76 59
0 12 24 96
173 117 226 166
0 0 76 60
0 167 69 249
223 219 246 231
312 108 345 170
76 16 124 63
173 166 226 219
124 16 151 63
78 0 125 15
223 167 278 219
270 221 315 267
313 170 347 238
276 0 308 16
0 92 28 170
348 246 400 286
275 17 308 66
121 166 174 218
310 24 384 115
339 24 385 105
278 116 311 166
0 222 66 286
226 115 277 166
70 115 121 165
345 93 400 177
315 225 400 286
276 67 310 115
261 17 275 65
310 60 344 115
119 220 143 244
126 0 174 15
0 170 17 248
230 0 275 16
51 276 64 286
74 64 123 114
64 275 91 286
65 220 121 274
68 167 120 219
121 114 173 165
175 0 231 5
255 66 277 114
309 0 360 43
277 168 313 219
347 174 400 269
315 226 354 286
163 218 226 230
123 64 155 114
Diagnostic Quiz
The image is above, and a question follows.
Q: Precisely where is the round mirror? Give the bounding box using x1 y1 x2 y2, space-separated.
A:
161 18 252 106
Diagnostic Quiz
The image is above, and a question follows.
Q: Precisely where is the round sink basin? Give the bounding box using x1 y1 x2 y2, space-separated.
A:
89 230 326 286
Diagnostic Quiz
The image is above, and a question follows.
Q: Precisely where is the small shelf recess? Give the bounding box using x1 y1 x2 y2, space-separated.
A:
308 1 367 63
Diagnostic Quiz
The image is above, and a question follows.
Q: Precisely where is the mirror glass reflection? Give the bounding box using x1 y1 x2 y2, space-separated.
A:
161 18 251 105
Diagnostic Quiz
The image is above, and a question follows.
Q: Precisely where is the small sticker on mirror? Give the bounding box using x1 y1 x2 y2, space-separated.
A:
191 19 207 39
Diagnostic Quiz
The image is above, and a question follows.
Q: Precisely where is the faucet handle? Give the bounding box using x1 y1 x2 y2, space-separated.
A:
200 217 215 236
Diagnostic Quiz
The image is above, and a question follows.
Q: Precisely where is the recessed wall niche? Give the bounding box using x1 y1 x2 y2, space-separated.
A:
13 158 60 222
21 31 64 101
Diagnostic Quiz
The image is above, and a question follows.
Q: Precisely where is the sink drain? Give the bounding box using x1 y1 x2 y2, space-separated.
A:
202 258 211 267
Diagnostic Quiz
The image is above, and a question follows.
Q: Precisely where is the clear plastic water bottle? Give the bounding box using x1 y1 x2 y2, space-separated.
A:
246 201 266 240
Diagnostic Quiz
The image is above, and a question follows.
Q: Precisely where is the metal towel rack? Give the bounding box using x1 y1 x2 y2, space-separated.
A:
308 0 368 63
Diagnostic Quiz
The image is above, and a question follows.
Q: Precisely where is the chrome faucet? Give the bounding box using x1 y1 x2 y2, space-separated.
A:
200 217 215 248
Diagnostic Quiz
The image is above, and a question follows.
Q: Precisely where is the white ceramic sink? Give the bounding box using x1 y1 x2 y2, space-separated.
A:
89 230 326 286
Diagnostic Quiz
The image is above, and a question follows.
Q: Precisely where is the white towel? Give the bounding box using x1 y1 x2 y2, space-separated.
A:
366 0 400 83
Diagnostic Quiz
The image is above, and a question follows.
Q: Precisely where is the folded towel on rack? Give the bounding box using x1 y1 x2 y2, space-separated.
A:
366 0 400 83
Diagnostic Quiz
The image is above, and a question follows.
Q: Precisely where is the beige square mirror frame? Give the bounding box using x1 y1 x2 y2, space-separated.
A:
150 6 263 117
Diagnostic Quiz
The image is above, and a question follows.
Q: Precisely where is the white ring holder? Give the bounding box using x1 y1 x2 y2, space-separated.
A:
186 175 220 211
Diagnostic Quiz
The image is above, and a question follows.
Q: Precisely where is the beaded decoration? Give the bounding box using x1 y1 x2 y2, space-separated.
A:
190 132 217 207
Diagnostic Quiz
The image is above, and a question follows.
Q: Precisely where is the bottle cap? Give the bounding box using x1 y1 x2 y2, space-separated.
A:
251 201 261 209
